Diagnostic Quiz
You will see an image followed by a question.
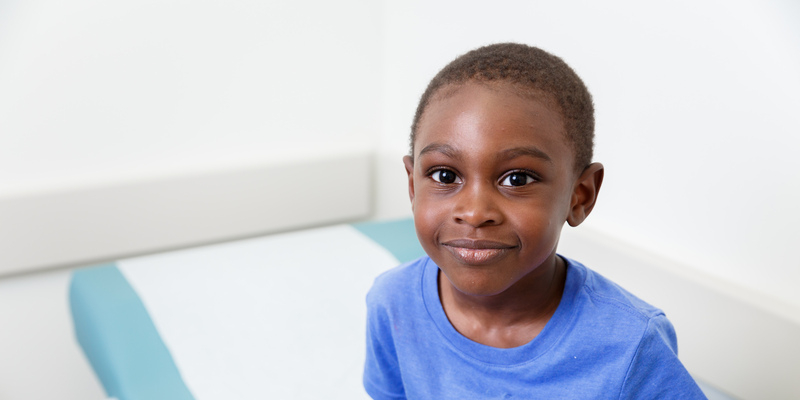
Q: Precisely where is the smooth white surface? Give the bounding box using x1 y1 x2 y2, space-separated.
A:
0 150 371 276
0 268 106 400
376 0 800 310
118 225 399 399
0 0 382 276
0 0 382 198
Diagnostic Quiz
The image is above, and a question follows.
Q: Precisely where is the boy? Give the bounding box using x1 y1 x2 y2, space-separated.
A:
363 43 706 399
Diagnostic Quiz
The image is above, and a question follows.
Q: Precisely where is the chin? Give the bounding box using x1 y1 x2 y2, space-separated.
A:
444 270 512 297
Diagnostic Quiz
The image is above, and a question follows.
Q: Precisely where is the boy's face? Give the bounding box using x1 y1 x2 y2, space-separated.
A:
405 81 587 297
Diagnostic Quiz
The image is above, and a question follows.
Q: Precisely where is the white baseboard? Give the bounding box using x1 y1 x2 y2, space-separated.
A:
0 150 371 277
559 227 800 399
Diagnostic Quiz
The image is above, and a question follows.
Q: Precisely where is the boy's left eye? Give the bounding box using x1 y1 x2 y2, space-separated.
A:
499 172 536 187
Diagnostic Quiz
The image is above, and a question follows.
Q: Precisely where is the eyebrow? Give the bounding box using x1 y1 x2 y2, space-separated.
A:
417 143 552 163
418 143 462 161
498 147 552 163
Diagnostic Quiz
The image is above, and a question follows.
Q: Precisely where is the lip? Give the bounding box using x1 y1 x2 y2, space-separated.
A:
441 239 516 265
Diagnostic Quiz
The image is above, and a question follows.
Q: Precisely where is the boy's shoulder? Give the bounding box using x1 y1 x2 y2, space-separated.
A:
565 259 705 397
564 257 679 355
567 257 666 322
366 255 430 305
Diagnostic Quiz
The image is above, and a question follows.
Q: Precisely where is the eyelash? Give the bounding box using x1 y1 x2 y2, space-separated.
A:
426 168 540 187
428 167 462 185
499 170 540 187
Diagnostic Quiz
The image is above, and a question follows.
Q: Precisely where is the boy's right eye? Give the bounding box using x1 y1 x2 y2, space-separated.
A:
430 169 461 184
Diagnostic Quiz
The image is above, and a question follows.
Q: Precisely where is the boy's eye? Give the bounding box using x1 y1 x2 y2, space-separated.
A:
500 172 536 187
430 169 461 184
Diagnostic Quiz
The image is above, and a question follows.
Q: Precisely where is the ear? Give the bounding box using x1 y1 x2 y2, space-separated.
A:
567 162 604 227
403 155 416 206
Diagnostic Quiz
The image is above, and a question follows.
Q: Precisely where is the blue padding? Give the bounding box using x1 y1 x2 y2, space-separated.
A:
69 264 195 400
352 218 426 263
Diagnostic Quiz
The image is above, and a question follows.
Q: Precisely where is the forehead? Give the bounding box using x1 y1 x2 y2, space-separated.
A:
415 82 572 164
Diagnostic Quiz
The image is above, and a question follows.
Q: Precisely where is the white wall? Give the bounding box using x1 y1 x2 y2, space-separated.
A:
375 0 800 312
0 0 382 198
6 1 796 309
0 0 383 274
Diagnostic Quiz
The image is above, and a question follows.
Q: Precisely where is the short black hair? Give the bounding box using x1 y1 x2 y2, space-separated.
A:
410 43 595 170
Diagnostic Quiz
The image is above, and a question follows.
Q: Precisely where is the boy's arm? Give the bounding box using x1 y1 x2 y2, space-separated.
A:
618 315 707 399
363 294 406 400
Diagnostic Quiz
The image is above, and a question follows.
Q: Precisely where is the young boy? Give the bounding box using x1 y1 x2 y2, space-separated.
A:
363 43 706 399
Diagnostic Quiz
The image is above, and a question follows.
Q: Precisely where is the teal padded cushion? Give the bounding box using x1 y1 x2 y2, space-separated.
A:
70 264 195 400
70 218 422 400
353 218 425 263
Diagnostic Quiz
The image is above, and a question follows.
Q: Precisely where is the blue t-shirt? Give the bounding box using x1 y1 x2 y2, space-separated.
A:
363 256 706 399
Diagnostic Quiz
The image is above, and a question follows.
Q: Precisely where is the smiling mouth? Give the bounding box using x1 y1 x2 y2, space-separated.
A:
441 239 516 265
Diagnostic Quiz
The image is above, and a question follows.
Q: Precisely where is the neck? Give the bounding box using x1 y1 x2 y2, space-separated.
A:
439 254 566 348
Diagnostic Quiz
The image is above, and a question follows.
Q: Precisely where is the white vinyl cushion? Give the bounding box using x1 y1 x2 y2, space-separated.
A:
118 224 400 400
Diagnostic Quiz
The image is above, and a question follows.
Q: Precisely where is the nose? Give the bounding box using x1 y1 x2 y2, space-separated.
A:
452 182 503 227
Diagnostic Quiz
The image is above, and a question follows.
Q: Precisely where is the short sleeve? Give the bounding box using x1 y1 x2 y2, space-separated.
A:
618 315 707 399
363 290 406 400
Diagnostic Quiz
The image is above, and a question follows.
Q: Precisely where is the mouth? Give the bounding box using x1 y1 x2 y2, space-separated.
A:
441 239 516 265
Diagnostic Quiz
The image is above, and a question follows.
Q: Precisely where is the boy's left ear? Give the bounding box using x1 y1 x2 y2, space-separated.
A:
567 163 604 227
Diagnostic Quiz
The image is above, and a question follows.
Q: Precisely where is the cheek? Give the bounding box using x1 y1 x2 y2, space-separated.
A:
412 191 453 254
517 216 553 242
537 184 575 225
513 201 566 250
413 195 443 232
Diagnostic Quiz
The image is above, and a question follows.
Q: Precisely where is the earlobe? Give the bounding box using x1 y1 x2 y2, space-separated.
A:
403 156 416 206
567 163 604 227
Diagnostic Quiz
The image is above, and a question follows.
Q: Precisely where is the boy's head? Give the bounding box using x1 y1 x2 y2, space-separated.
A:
410 43 595 172
403 43 603 298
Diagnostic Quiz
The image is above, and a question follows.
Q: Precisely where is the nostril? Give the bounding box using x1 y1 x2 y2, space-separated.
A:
454 215 498 227
452 189 502 227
